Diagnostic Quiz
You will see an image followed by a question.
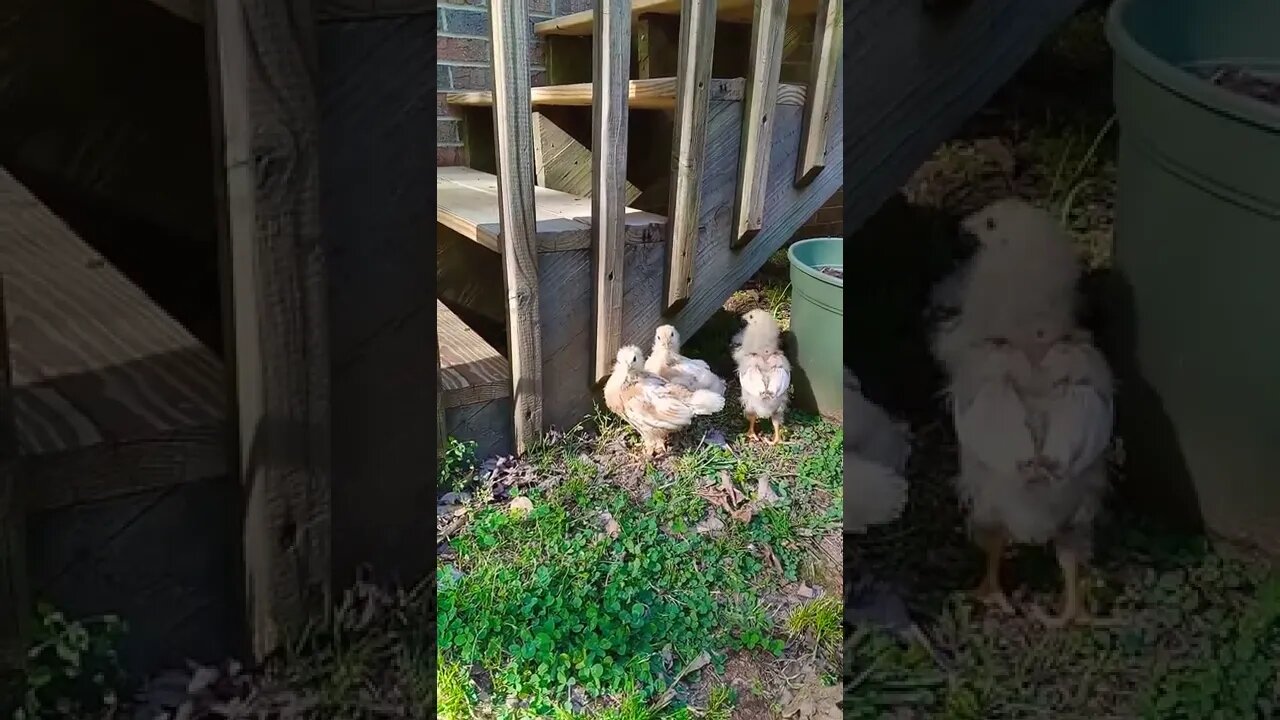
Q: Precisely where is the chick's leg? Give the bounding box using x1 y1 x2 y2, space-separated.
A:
1033 544 1087 629
746 414 759 442
972 527 1014 614
768 413 784 445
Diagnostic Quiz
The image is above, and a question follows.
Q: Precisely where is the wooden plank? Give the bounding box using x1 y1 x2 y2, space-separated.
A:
317 16 435 587
635 15 679 79
445 398 513 461
206 0 331 659
795 0 840 186
0 279 27 669
731 0 789 245
437 167 665 253
447 78 807 110
436 333 446 457
662 0 717 312
437 300 511 407
534 0 818 36
591 0 632 383
489 0 545 454
531 112 643 202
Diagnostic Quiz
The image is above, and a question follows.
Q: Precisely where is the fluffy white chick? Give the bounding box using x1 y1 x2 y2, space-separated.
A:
936 198 1114 628
845 368 911 533
731 309 791 444
604 345 725 456
644 324 727 395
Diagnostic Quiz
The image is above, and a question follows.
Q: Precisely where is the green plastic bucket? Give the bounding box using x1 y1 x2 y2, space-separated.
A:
787 237 843 421
1107 0 1280 551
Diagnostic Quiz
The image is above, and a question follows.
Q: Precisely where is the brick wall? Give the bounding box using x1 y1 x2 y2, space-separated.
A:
437 0 590 166
793 185 844 239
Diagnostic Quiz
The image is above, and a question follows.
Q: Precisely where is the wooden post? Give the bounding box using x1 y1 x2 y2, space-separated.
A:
0 279 27 669
795 0 840 186
731 0 789 246
436 333 447 456
662 0 717 312
206 0 332 659
489 0 545 453
591 0 631 382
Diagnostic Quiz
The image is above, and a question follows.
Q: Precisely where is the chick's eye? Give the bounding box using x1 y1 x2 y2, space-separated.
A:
985 217 997 231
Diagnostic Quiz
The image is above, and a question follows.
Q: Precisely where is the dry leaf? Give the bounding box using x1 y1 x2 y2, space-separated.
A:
509 496 534 516
600 511 621 539
795 583 817 599
756 476 780 505
651 651 713 710
695 514 725 534
720 470 746 506
730 503 756 524
761 544 784 574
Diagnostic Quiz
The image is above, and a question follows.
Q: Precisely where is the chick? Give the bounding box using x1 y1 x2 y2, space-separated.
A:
934 198 1114 628
845 367 911 533
604 345 725 456
644 324 727 395
732 309 791 444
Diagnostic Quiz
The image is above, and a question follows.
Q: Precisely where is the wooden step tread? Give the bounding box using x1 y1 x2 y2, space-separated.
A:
534 0 819 36
446 77 807 111
437 166 666 253
438 300 509 408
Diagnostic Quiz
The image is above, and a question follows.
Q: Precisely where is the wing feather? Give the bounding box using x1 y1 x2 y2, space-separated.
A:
953 377 1036 476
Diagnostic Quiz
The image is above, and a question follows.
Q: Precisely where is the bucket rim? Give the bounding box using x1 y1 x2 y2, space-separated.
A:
1106 0 1280 133
787 237 844 288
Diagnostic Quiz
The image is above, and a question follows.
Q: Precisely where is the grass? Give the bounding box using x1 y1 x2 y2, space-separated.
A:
847 7 1280 719
435 270 844 718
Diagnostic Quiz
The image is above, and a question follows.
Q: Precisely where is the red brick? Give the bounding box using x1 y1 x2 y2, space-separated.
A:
442 7 488 37
529 0 552 14
438 118 461 144
437 36 489 64
437 92 456 117
437 146 465 166
449 65 492 91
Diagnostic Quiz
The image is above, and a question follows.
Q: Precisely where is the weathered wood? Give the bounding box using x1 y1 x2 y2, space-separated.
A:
662 0 718 311
0 279 27 669
318 16 434 587
436 334 447 458
534 0 818 36
489 0 545 454
437 167 665 253
731 0 789 245
532 112 643 202
447 78 806 110
445 399 513 461
545 36 594 85
438 300 511 408
206 0 331 658
591 0 632 383
795 0 841 186
635 15 679 79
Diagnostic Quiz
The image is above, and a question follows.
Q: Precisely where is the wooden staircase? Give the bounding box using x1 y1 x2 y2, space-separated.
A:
437 0 842 457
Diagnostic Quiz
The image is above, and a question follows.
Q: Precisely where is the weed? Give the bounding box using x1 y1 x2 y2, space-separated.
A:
3 604 127 720
787 596 843 653
440 436 479 489
438 654 476 720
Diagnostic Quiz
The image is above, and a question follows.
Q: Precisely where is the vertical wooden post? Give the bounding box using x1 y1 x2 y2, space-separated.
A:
489 0 544 453
731 0 789 246
662 0 717 312
0 279 28 669
436 333 447 457
795 0 841 186
591 0 631 383
207 0 332 659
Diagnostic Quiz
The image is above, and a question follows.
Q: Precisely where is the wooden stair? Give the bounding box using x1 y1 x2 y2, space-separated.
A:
438 299 513 459
437 0 843 452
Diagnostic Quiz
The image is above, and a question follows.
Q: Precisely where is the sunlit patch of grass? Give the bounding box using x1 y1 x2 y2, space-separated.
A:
787 596 842 653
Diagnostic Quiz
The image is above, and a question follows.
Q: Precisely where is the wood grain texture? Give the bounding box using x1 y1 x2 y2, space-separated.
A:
437 167 665 253
445 398 513 461
591 0 632 383
489 0 545 454
0 169 226 458
436 333 446 459
662 0 718 311
317 16 434 587
207 0 331 658
731 0 789 245
531 112 643 202
534 0 818 36
438 300 511 407
635 15 679 79
795 0 840 186
0 280 26 669
447 78 807 110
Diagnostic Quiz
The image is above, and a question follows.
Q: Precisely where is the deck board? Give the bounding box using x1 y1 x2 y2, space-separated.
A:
437 167 666 253
438 299 510 408
447 78 807 110
533 0 819 36
0 168 225 471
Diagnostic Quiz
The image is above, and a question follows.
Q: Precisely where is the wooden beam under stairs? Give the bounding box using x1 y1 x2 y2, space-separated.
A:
447 77 807 111
438 300 514 459
532 0 819 36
